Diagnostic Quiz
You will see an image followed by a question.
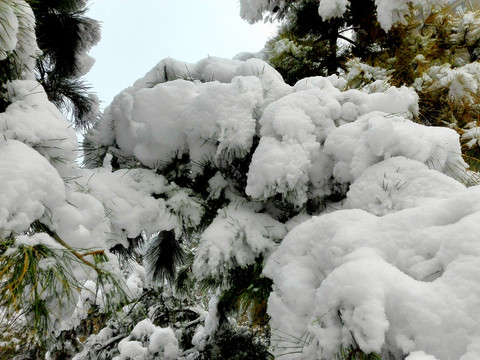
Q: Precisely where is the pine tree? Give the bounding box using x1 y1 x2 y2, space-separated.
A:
4 1 480 359
0 2 126 358
80 48 458 358
0 0 39 111
265 0 385 84
343 6 480 170
259 1 480 169
28 0 101 130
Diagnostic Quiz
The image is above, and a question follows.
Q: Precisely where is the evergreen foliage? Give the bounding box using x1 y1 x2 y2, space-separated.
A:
0 1 119 356
4 0 480 359
144 230 185 283
266 2 480 170
27 0 100 129
0 0 99 127
348 7 480 170
266 0 385 84
198 323 273 360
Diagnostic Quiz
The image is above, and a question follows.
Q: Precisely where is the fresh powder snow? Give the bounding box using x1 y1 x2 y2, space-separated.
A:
82 54 478 359
3 1 480 358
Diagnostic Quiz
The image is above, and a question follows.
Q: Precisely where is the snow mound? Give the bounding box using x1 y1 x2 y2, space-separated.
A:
85 57 290 171
325 111 466 184
345 156 466 215
113 319 181 360
0 139 66 238
246 79 452 208
0 80 78 168
265 184 480 359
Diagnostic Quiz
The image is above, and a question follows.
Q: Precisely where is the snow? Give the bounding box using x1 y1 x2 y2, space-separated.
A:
149 327 181 359
5 14 480 357
89 71 266 171
74 52 96 77
325 112 466 184
406 352 440 360
414 63 480 104
58 168 176 248
0 80 79 168
193 203 286 279
247 136 312 207
451 11 480 48
239 0 437 31
11 233 62 252
207 172 229 199
166 188 204 232
265 185 480 359
130 319 157 341
0 139 66 238
318 0 349 19
0 1 20 60
83 53 480 359
191 297 220 350
116 340 148 360
246 77 424 207
373 0 434 31
85 57 292 174
113 319 181 360
0 0 39 78
126 263 146 299
239 0 272 24
0 79 185 331
462 127 480 149
344 156 466 215
90 52 480 360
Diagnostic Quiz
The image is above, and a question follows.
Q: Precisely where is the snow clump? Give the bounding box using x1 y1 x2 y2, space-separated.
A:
112 319 181 360
85 55 480 360
0 0 39 78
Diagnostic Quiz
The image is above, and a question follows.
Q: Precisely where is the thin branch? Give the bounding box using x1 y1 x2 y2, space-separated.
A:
52 233 102 272
81 250 105 258
337 34 358 47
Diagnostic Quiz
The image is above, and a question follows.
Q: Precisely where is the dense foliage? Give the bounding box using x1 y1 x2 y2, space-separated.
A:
263 1 480 169
265 0 385 83
3 1 480 360
29 0 100 129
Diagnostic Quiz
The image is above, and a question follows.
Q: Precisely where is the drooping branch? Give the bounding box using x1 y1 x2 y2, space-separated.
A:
51 233 104 273
338 34 358 47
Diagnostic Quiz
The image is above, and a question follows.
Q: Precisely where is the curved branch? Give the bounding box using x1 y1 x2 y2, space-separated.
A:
337 34 358 47
52 233 103 273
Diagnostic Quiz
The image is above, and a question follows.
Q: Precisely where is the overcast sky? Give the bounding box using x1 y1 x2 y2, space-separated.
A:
85 0 277 109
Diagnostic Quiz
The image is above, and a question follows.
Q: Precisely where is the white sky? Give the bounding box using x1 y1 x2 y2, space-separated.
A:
85 0 277 109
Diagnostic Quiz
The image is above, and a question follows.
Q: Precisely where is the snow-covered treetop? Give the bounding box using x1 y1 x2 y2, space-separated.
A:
239 0 437 30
